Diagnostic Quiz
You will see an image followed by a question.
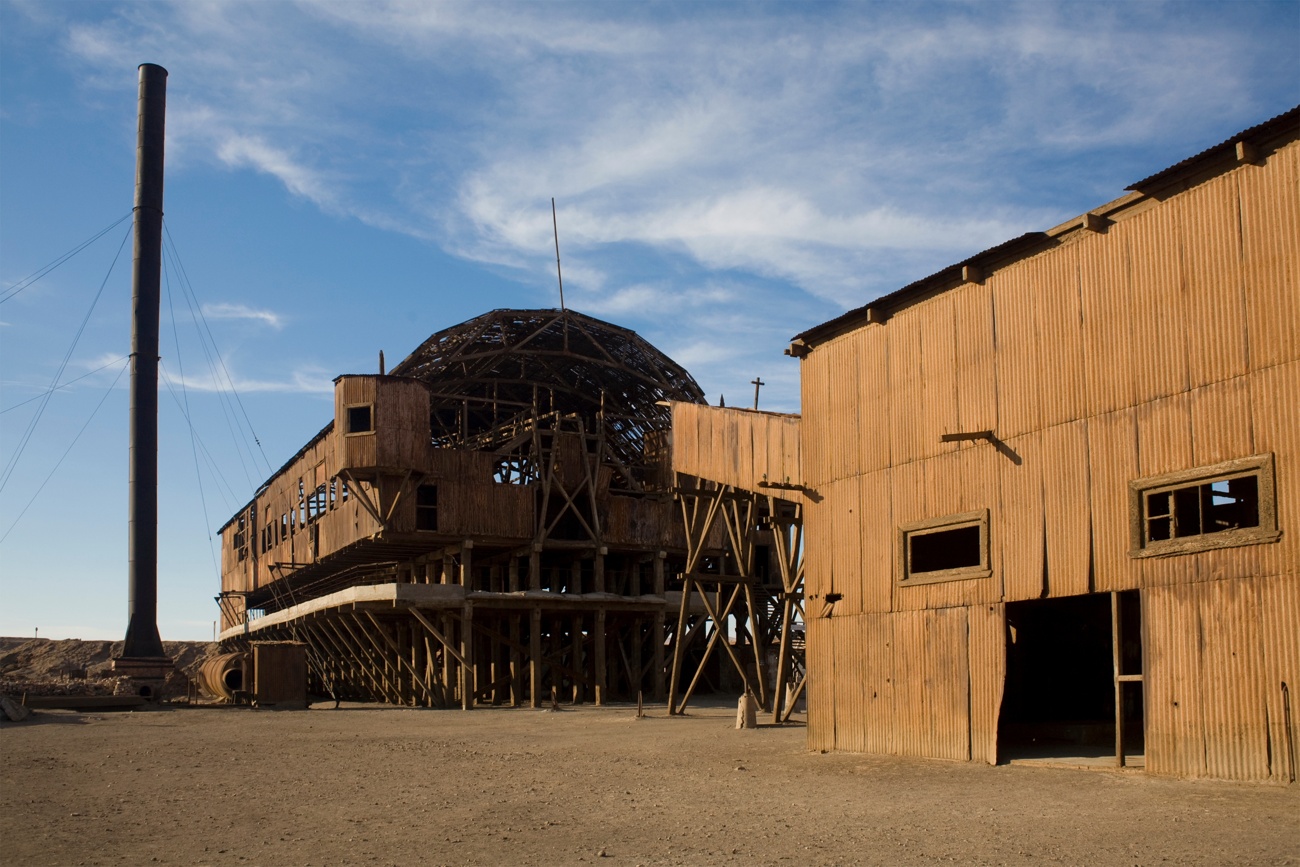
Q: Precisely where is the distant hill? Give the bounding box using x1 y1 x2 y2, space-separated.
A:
0 638 217 698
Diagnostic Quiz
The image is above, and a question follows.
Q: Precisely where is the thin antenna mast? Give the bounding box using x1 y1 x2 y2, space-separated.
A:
552 197 565 311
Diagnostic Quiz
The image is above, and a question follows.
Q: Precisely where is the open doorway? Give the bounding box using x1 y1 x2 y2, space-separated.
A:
999 591 1143 766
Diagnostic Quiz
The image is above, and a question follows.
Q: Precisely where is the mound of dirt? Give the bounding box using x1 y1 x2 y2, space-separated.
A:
0 638 217 699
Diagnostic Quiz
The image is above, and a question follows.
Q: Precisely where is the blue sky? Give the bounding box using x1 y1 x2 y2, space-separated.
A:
2 1 1297 641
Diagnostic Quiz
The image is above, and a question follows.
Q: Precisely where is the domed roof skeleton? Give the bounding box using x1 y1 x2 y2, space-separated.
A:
390 308 706 480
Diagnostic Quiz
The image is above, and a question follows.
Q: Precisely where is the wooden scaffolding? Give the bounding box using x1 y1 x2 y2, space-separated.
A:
216 309 713 708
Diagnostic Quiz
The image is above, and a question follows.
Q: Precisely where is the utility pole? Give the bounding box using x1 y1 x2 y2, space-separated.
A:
751 377 765 410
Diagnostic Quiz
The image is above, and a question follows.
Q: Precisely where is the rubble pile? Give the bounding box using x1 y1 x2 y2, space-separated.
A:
0 638 217 700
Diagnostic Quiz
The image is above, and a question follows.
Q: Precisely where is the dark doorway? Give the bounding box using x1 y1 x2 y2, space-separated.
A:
999 592 1142 763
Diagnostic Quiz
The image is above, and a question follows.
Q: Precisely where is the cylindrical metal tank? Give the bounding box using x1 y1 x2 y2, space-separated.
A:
196 652 249 701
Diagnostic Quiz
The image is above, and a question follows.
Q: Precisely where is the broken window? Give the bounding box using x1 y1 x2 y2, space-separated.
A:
346 404 374 434
1130 454 1279 557
416 484 438 531
898 509 990 584
306 483 327 521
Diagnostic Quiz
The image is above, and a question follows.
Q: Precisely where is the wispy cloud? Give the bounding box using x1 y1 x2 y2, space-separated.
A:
160 362 333 396
200 302 285 330
215 135 336 210
37 0 1299 400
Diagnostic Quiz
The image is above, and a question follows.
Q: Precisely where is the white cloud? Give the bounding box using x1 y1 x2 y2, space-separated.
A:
160 362 334 396
200 303 285 330
49 0 1298 372
215 135 335 209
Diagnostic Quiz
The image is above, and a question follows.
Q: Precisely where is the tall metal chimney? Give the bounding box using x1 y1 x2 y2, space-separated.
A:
115 63 173 686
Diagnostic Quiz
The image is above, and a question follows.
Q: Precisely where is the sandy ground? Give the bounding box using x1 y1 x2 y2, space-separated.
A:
2 700 1297 867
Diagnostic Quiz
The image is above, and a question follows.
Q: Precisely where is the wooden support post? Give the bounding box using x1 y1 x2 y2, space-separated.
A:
397 619 412 705
441 553 454 585
529 548 542 591
461 603 475 710
509 614 522 706
459 542 474 589
668 574 692 714
594 608 607 706
631 614 644 699
1112 591 1124 767
594 549 606 594
772 593 795 724
572 613 584 704
443 612 455 705
490 613 502 705
742 582 769 711
530 607 543 708
508 557 520 593
654 552 666 701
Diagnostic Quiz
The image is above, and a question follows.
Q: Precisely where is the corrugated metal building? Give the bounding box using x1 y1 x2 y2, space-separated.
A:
673 106 1299 781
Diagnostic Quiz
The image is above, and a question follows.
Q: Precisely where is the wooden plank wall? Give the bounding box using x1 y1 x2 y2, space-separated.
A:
669 402 802 499
221 375 538 597
802 138 1299 775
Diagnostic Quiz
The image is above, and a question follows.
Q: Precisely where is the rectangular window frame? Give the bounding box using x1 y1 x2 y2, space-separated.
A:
415 484 438 532
897 508 991 586
1129 453 1280 559
345 403 375 436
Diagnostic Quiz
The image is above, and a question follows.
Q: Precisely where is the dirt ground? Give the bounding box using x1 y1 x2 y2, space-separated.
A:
2 699 1297 867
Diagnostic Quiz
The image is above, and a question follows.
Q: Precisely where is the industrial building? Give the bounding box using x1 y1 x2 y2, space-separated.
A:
672 106 1299 781
217 309 726 708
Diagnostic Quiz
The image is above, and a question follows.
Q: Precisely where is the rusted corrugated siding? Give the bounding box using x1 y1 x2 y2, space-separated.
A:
802 336 833 489
856 326 893 473
1087 408 1140 593
919 293 958 461
1177 175 1249 388
1147 576 1292 782
968 602 1006 765
858 613 895 755
990 260 1040 438
1127 198 1191 405
1031 244 1088 428
998 430 1044 600
831 613 866 753
826 477 861 613
953 282 998 436
1144 582 1208 778
1258 575 1300 784
805 614 835 752
1240 142 1299 371
857 468 894 614
1077 222 1138 415
887 312 927 467
787 135 1300 776
1042 421 1090 598
829 334 861 482
1250 361 1300 580
1197 577 1270 781
886 608 971 760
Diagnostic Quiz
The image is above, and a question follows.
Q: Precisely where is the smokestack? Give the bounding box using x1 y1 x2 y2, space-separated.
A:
116 63 172 683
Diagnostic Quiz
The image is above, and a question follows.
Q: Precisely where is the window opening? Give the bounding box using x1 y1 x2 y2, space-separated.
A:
1131 454 1278 557
416 485 438 531
911 525 982 573
346 404 373 434
898 509 990 584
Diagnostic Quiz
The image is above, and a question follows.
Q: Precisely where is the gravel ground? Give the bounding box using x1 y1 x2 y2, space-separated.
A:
2 700 1297 867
